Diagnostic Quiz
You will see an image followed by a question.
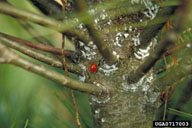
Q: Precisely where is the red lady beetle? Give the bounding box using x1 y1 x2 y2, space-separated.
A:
89 63 98 73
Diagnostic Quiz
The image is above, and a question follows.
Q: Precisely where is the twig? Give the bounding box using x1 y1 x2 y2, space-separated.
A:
2 0 54 46
154 0 192 89
0 2 91 44
137 5 179 49
153 47 192 91
0 32 77 58
127 31 177 84
127 1 191 84
29 0 92 47
98 0 181 26
71 91 81 128
0 33 83 75
61 0 69 74
166 41 191 55
163 89 168 121
108 15 171 33
61 1 82 127
2 0 61 51
163 54 168 70
0 43 106 96
74 0 116 64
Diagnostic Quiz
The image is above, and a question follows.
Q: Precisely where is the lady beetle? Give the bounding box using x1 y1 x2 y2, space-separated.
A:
89 63 98 73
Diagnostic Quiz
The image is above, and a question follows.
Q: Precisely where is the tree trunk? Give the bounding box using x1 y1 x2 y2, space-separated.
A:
87 58 160 128
75 1 162 128
79 0 164 127
91 90 159 127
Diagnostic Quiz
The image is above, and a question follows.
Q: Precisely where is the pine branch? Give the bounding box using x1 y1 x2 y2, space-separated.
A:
0 32 76 57
0 43 106 96
17 20 81 65
0 2 91 44
0 32 82 75
153 47 192 91
1 0 57 47
127 31 177 84
127 0 189 84
137 5 179 49
74 0 116 64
